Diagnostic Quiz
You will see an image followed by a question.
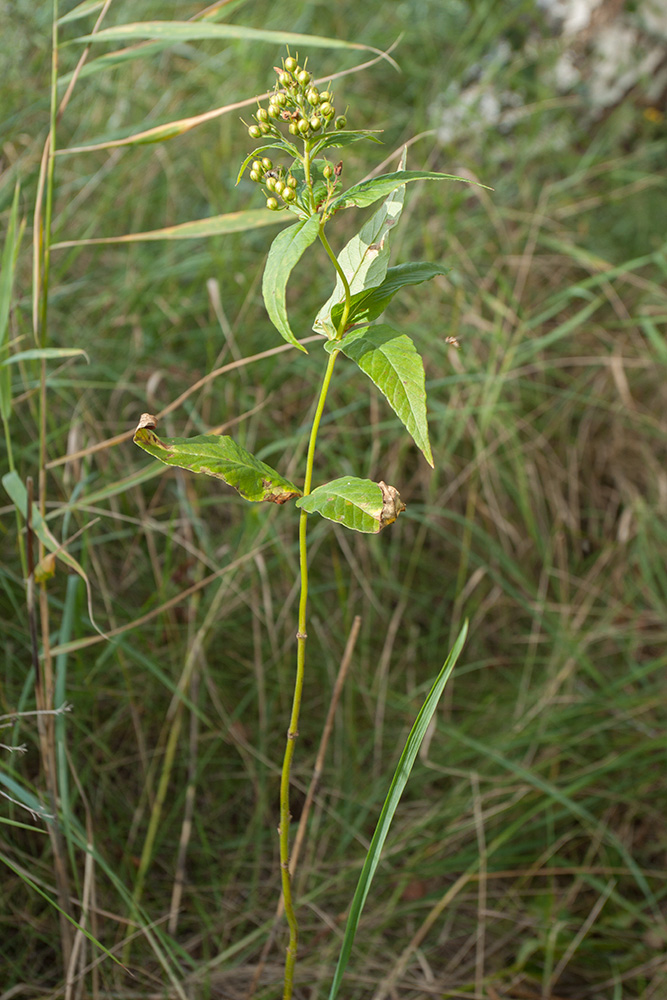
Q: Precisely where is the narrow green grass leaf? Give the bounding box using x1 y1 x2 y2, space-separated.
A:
2 471 105 639
0 183 23 420
74 22 390 62
58 1 252 84
327 323 433 466
449 728 658 908
331 261 450 330
328 622 468 1000
0 184 22 350
331 170 490 211
57 0 105 25
1 347 88 366
315 159 407 338
262 213 321 352
0 852 125 969
133 414 301 504
296 477 405 533
52 209 286 249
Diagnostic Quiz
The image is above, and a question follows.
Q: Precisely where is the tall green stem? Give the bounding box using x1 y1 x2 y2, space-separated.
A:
279 347 338 1000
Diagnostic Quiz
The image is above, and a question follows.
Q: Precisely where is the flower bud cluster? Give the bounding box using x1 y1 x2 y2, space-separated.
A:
248 157 298 211
247 55 347 144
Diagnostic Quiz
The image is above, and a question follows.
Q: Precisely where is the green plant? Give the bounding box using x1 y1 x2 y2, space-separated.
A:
131 52 474 998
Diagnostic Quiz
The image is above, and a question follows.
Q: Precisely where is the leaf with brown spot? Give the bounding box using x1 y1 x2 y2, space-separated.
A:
133 415 301 504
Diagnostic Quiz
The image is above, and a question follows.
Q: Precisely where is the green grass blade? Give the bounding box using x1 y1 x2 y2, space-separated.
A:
57 0 105 25
328 622 468 1000
74 21 391 59
2 471 105 637
0 852 125 969
1 347 88 366
0 183 22 351
52 209 286 249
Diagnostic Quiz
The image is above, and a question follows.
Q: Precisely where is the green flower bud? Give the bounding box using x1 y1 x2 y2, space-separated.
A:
266 197 279 211
288 122 299 135
265 176 277 191
319 91 332 103
282 187 296 202
256 107 268 122
279 71 290 87
252 160 263 172
268 103 280 118
261 157 273 169
284 57 298 72
335 115 347 129
248 124 262 138
287 175 298 188
323 164 333 179
275 92 287 107
298 118 310 135
306 88 320 105
259 123 271 134
320 102 334 118
309 116 322 131
297 70 311 86
249 169 260 183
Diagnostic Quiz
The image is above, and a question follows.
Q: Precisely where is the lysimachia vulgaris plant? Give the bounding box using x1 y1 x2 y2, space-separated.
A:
133 51 474 1000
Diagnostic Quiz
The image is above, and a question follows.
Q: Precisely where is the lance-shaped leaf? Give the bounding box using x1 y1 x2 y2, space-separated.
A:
310 130 383 154
330 261 449 330
0 183 24 421
314 154 407 339
2 472 106 638
1 347 89 366
296 477 405 533
262 213 321 352
331 169 491 212
52 209 286 250
74 22 392 65
133 414 301 504
236 142 300 185
325 324 433 467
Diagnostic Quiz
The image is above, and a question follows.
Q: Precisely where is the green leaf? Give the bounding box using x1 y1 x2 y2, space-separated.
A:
310 130 383 155
236 143 299 185
0 185 22 350
327 622 468 1000
331 261 450 330
326 324 433 467
133 414 301 504
52 209 286 250
314 158 407 339
331 169 490 211
2 472 105 638
0 183 23 421
57 0 106 24
74 22 390 61
262 213 321 352
1 851 125 970
296 477 405 533
1 348 89 366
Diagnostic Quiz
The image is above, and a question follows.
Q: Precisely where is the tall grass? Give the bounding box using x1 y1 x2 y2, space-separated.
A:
1 1 666 997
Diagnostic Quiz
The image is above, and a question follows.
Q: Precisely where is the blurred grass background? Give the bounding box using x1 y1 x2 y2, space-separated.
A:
1 1 667 998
